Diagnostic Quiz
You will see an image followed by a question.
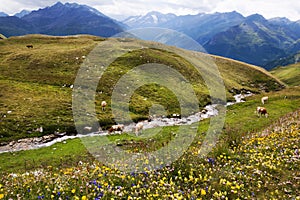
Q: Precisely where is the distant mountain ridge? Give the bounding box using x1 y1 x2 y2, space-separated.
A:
14 10 31 18
123 11 245 44
123 11 177 28
203 14 300 67
0 12 8 17
1 2 300 69
124 11 300 69
0 2 125 37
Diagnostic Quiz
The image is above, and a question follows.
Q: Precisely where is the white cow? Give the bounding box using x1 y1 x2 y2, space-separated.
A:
261 96 268 105
135 122 144 136
101 101 107 111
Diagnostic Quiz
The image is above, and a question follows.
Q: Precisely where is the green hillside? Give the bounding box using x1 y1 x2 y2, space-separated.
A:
271 62 300 86
0 34 284 143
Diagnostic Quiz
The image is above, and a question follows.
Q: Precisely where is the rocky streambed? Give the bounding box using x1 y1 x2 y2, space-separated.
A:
0 93 253 153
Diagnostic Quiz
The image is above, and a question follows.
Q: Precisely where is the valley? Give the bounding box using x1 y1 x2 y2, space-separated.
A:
0 1 299 199
0 34 299 199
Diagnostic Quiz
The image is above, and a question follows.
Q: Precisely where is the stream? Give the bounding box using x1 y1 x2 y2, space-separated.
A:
0 92 253 153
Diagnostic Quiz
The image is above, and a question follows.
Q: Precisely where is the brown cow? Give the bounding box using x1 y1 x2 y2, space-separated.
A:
256 106 268 118
108 124 124 134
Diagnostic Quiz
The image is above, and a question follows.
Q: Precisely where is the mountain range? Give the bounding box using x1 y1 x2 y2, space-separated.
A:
0 2 125 38
1 2 300 69
123 11 300 68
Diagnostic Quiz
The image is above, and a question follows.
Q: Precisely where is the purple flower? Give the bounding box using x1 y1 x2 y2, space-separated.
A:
208 158 215 165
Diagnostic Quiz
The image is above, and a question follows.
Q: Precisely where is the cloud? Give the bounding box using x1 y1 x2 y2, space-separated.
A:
1 0 300 21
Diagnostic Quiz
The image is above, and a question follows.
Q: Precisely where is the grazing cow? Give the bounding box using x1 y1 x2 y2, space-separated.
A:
256 106 268 118
135 122 144 136
101 101 107 111
84 126 93 131
108 124 124 134
261 96 268 104
26 45 33 48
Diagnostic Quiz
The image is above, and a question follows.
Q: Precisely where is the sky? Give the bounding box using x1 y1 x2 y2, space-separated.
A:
1 0 300 21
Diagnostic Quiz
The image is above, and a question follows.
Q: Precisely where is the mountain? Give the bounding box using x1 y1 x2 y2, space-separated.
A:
14 10 31 18
123 11 177 28
0 2 125 37
204 14 300 67
269 17 292 26
164 11 245 44
0 12 8 17
20 2 124 37
0 16 38 37
124 11 300 69
124 11 245 44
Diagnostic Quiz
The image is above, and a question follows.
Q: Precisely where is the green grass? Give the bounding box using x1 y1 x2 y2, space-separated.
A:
0 34 285 143
0 87 299 174
0 34 299 199
270 62 300 86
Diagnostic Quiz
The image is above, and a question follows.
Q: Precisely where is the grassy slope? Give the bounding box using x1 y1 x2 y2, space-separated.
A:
0 88 299 200
1 87 299 173
0 34 299 199
0 34 284 143
270 62 300 86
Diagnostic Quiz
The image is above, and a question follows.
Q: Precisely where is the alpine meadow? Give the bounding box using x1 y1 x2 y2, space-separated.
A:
0 1 299 200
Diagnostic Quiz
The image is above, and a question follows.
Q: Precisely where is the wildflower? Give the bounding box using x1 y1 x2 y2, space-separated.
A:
201 189 206 196
72 189 76 194
82 196 87 200
0 194 4 199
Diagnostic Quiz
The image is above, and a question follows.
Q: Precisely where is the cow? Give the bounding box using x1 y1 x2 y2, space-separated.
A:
261 96 268 104
108 124 124 134
135 122 144 136
256 106 268 118
26 45 33 48
101 101 107 111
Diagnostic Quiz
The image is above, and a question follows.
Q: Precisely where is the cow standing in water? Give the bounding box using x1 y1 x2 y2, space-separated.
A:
108 124 124 134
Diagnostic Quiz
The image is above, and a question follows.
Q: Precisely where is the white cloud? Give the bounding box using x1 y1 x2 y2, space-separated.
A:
1 0 300 21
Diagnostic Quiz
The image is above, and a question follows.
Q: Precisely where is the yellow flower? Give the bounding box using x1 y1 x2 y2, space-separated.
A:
82 196 87 200
71 189 76 194
201 189 206 196
0 194 4 199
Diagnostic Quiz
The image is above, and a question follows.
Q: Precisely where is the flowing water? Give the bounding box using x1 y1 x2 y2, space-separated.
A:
0 93 252 153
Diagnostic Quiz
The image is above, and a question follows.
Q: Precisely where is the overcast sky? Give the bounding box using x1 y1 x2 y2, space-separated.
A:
1 0 300 21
